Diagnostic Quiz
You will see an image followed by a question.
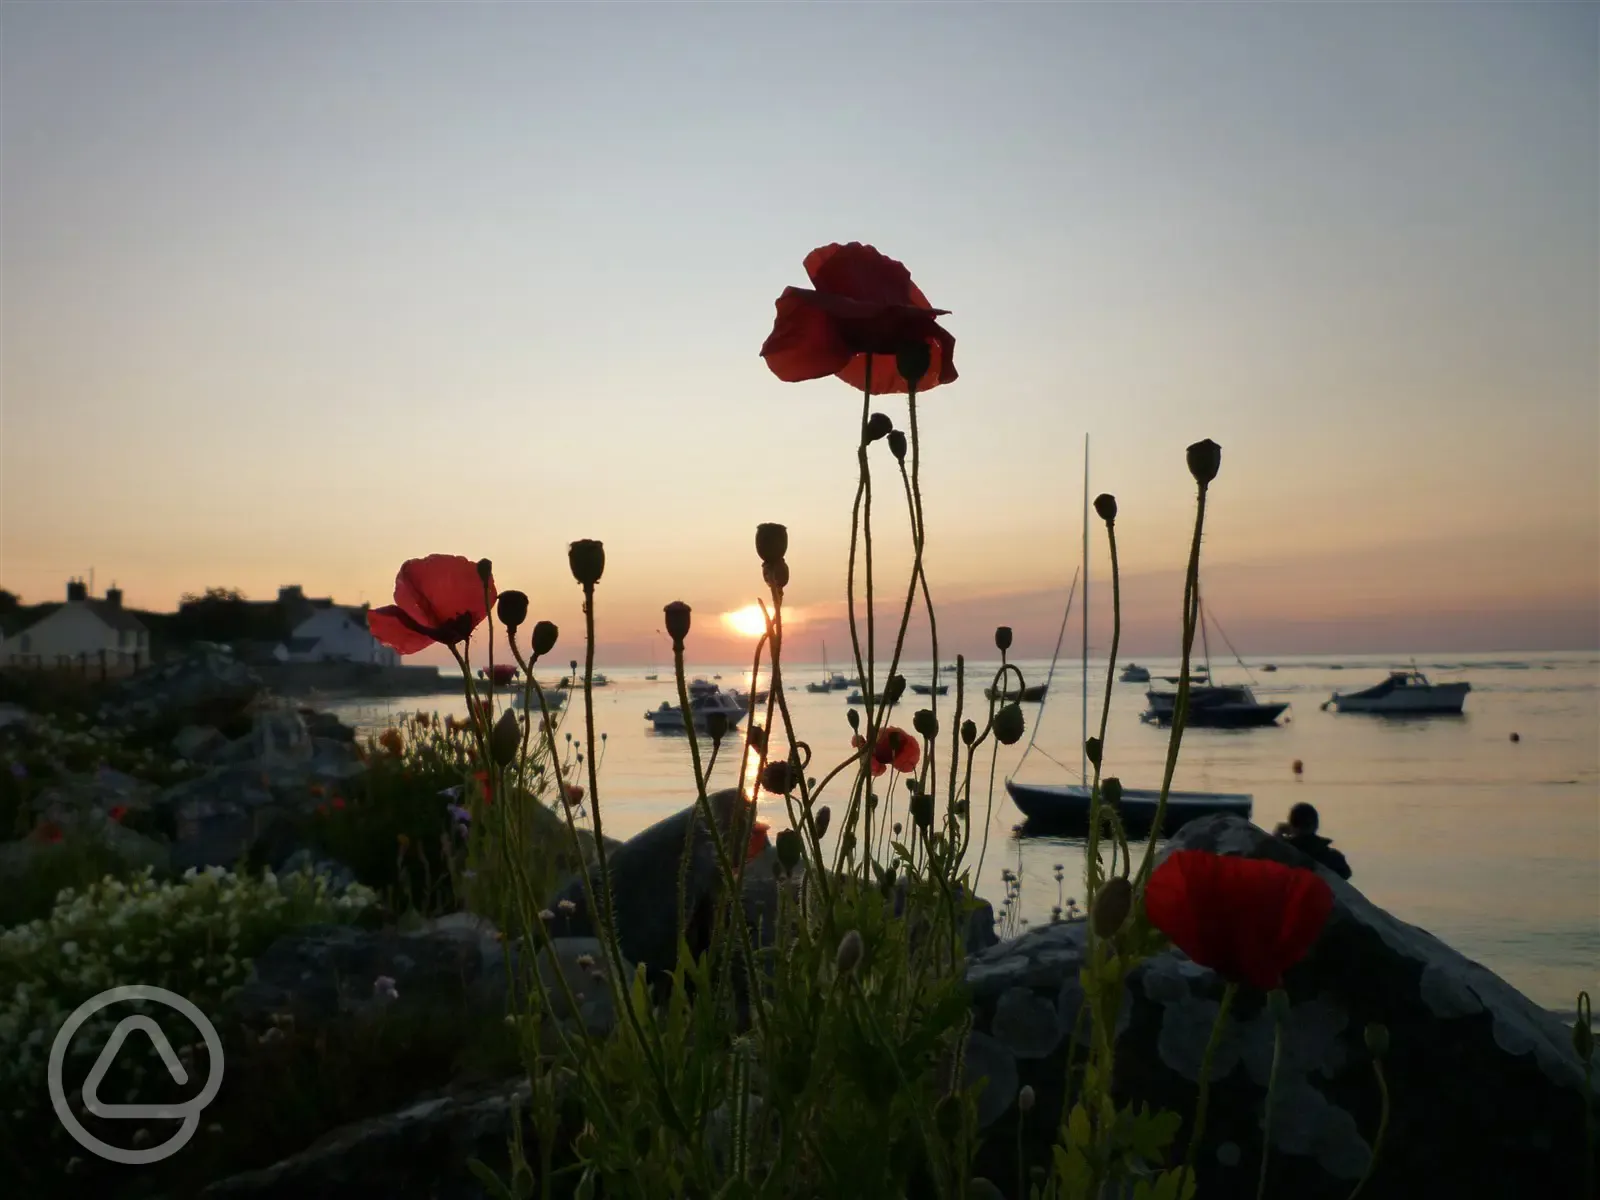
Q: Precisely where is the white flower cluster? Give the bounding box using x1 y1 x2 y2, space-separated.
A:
0 865 377 1116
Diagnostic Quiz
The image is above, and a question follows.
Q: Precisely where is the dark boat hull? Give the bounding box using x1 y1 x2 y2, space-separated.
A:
1143 703 1288 728
1006 780 1253 836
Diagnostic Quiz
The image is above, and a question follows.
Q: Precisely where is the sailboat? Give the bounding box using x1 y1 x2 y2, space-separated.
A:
1141 592 1287 728
805 641 849 694
1005 435 1254 836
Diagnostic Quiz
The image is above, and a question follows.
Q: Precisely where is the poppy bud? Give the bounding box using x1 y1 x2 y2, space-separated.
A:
1085 737 1102 768
887 430 908 462
877 864 898 898
910 790 934 830
1102 777 1123 807
496 590 529 631
761 761 793 794
847 709 861 732
476 558 494 586
530 621 559 658
840 831 857 859
1018 1085 1036 1114
664 601 692 648
1092 876 1133 938
774 827 802 871
913 708 938 740
755 522 788 565
865 412 894 443
1268 988 1292 1024
1093 493 1118 523
961 719 977 746
567 539 606 588
706 711 729 743
1365 1022 1391 1059
893 822 903 835
490 708 521 767
883 674 906 705
896 342 932 388
746 724 766 754
763 560 789 591
992 703 1025 746
811 805 832 841
1186 439 1222 486
836 929 863 974
570 659 579 673
994 626 1013 653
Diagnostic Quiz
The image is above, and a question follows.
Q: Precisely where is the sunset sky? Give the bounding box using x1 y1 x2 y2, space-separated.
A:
2 3 1595 665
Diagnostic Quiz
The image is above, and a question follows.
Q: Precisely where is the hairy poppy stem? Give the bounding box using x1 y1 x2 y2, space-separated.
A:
838 356 877 880
1345 1058 1391 1200
1137 479 1210 890
1177 981 1238 1197
1257 1001 1286 1200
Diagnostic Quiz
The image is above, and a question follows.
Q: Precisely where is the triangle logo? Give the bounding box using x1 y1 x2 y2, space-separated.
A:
82 1015 192 1120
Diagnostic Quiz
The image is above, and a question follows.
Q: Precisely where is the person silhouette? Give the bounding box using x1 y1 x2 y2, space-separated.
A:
1275 802 1352 880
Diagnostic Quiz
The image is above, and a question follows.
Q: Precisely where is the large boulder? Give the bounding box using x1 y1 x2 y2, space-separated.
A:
101 645 263 735
961 816 1599 1199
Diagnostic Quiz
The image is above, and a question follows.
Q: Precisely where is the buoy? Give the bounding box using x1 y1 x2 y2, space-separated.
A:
1292 759 1304 776
1510 732 1521 743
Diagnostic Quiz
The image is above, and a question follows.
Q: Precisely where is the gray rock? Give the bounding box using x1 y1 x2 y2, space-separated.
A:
101 645 263 734
173 724 228 763
301 708 357 743
962 1030 1019 1128
535 936 633 1039
962 816 1600 1199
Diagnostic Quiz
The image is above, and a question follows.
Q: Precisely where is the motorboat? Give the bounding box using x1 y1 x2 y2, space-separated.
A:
910 682 949 696
556 673 609 688
985 683 1048 702
1119 663 1151 683
1006 780 1253 836
644 684 748 733
1143 684 1288 728
1261 664 1279 673
846 690 900 707
1326 668 1470 715
512 688 567 711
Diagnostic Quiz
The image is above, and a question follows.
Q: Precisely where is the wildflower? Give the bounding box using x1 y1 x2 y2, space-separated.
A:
487 663 517 687
558 899 577 915
447 804 472 827
574 954 595 970
35 821 63 845
1144 850 1334 991
378 729 404 757
109 805 128 823
474 770 492 805
309 783 326 798
745 819 771 862
562 782 585 805
8 762 25 779
367 554 497 654
331 797 345 810
538 909 555 922
758 242 958 394
852 726 918 777
373 975 399 1003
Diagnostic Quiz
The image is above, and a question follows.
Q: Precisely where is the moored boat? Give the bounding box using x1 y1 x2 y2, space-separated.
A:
1326 668 1470 715
1143 684 1288 728
911 682 949 696
644 683 748 733
1119 663 1151 683
1006 780 1253 836
985 683 1048 702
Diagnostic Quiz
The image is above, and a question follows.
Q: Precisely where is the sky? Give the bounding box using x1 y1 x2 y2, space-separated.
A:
1 2 1596 666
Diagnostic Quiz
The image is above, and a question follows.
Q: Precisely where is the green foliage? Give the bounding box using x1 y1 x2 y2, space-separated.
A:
0 830 138 928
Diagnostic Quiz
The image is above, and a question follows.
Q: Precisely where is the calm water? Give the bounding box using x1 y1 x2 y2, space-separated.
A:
328 652 1600 1010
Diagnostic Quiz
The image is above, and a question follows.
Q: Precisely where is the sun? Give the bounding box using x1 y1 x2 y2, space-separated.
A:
721 604 768 638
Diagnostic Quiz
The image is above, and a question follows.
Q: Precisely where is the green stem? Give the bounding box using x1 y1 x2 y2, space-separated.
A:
1177 982 1238 1197
1136 480 1210 889
1344 1059 1390 1200
1257 1006 1285 1200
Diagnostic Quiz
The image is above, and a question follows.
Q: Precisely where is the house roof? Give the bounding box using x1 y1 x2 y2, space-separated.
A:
283 636 321 653
85 601 148 634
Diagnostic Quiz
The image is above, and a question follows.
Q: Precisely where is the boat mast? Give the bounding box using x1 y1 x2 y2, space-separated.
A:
1081 433 1089 784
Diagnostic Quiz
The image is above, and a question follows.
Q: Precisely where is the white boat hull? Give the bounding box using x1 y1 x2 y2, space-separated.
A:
1331 683 1470 715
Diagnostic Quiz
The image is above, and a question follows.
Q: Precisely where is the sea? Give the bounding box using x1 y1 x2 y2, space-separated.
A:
325 652 1600 1012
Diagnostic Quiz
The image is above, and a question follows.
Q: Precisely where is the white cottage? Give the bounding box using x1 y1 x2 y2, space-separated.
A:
0 580 150 668
275 606 399 666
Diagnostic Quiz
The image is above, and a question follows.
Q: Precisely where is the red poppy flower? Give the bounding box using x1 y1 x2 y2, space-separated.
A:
474 770 492 806
331 797 346 810
368 555 497 654
487 664 517 686
1144 850 1335 992
853 727 920 777
563 782 585 805
378 729 404 757
36 821 63 844
760 243 958 395
745 819 771 862
109 805 128 824
851 734 886 778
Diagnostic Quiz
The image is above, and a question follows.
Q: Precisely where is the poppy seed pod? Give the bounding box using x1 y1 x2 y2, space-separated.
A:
1102 776 1123 807
761 761 793 794
992 703 1025 746
495 590 528 631
896 341 932 388
813 805 831 840
1085 736 1102 768
1093 493 1118 523
1092 876 1133 938
865 412 894 443
531 621 559 658
706 711 729 743
567 540 606 588
887 430 908 462
913 708 938 740
476 558 494 586
909 790 935 831
1365 1022 1391 1059
664 601 692 648
883 674 906 705
774 827 802 871
835 929 864 974
994 626 1013 653
490 708 521 767
840 830 857 859
1186 439 1222 486
755 523 788 565
762 559 789 592
847 708 861 732
961 719 978 746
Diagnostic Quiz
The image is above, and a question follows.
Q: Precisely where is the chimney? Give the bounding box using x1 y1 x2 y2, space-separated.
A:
105 587 123 608
66 579 88 603
278 585 304 603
